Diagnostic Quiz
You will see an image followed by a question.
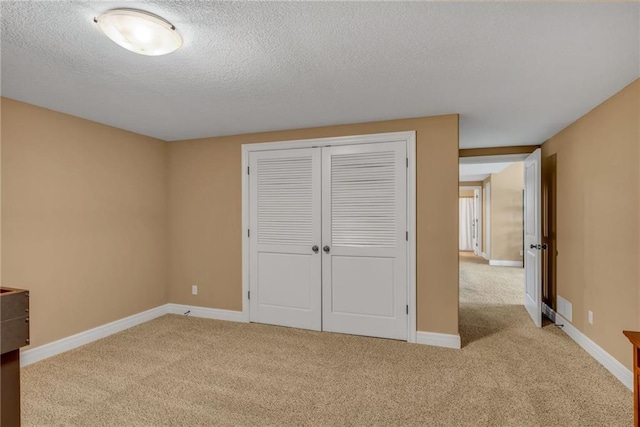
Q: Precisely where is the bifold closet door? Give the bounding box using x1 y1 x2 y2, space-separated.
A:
249 148 322 331
321 142 408 340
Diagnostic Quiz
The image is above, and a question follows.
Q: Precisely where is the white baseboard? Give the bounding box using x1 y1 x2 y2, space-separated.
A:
416 331 461 349
20 303 247 367
166 303 247 323
489 259 523 267
21 305 168 367
551 310 632 391
481 252 489 260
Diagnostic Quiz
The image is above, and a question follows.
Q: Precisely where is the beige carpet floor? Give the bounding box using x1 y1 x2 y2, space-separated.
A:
459 251 523 306
21 256 632 426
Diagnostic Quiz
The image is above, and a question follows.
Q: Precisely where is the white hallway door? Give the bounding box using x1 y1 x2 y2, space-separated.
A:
524 148 542 327
459 198 475 251
473 189 481 256
249 142 408 340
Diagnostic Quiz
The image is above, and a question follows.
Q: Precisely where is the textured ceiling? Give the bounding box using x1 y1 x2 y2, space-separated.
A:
1 1 638 146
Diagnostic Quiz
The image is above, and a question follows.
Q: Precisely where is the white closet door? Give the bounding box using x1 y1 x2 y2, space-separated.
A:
249 148 322 331
321 142 407 340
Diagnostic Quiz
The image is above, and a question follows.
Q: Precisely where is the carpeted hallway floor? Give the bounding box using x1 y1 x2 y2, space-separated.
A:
459 251 528 347
21 256 632 426
459 251 523 305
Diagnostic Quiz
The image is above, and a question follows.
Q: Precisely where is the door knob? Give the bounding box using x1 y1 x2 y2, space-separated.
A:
323 245 330 253
530 244 537 249
312 245 319 253
541 244 548 250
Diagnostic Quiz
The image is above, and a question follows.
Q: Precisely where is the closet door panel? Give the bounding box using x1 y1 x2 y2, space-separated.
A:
249 148 322 331
321 142 407 340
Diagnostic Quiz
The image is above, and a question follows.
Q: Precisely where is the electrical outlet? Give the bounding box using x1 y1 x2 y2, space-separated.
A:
192 285 198 295
588 310 593 324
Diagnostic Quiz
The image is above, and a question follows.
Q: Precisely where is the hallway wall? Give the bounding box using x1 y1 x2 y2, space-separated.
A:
489 163 524 263
541 78 639 370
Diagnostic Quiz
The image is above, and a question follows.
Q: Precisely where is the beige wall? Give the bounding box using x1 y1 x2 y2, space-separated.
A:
1 98 169 348
488 163 524 262
168 115 460 334
541 79 640 370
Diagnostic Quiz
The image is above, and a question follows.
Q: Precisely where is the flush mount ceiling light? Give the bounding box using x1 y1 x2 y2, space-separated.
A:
94 9 182 56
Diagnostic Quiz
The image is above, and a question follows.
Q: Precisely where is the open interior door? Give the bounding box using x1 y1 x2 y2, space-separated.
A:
473 189 480 256
524 149 542 327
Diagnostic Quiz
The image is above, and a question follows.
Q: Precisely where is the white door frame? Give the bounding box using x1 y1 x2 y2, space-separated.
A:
460 185 482 256
241 131 417 343
484 182 491 260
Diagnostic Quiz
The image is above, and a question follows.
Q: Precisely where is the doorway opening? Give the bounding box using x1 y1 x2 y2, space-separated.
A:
458 154 529 346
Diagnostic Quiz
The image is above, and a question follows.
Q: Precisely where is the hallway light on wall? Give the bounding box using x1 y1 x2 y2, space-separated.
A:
94 9 183 56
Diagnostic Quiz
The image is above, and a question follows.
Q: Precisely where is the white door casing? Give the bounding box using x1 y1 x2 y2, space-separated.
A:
321 142 408 340
460 185 482 256
485 182 491 259
473 187 482 256
473 189 481 256
524 149 542 327
470 195 477 254
249 148 322 330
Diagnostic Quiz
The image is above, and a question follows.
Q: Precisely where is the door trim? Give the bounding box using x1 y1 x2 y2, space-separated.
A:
242 131 417 343
460 185 482 256
484 182 491 260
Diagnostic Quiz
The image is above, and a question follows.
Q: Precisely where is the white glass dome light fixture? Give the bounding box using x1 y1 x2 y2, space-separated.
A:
94 9 183 56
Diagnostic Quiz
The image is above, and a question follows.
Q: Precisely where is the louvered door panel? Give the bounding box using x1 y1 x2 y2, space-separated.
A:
257 157 313 245
331 151 397 248
322 141 407 340
249 148 322 331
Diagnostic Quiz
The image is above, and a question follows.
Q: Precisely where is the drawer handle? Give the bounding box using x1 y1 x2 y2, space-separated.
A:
26 317 29 323
25 338 30 344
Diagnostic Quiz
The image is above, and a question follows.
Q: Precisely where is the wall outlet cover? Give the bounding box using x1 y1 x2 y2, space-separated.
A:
192 285 198 295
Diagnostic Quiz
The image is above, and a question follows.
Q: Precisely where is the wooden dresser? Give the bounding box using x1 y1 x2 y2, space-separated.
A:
1 287 30 427
624 330 640 427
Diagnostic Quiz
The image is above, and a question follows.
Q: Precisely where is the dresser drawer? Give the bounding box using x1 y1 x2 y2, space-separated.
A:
0 288 29 322
1 316 30 354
